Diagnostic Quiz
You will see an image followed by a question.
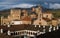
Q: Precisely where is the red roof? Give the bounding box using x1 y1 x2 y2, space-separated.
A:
44 11 52 14
43 18 51 22
0 25 8 30
0 24 43 31
21 16 31 21
9 24 25 31
52 18 58 20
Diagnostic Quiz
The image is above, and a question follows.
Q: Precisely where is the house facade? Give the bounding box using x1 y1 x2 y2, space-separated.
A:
0 5 59 26
0 5 59 38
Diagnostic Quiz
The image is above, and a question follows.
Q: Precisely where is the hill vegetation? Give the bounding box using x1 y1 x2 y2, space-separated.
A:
0 8 60 18
46 9 60 18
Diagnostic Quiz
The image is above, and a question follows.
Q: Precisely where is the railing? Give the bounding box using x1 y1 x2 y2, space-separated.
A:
0 24 60 38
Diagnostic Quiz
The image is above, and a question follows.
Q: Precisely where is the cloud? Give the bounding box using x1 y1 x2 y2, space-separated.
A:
11 3 36 8
0 0 20 2
0 0 37 10
0 0 60 10
49 3 60 9
0 3 36 10
0 2 15 5
0 0 19 10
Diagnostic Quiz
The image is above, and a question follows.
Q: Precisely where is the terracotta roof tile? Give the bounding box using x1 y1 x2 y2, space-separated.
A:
43 18 51 22
9 24 25 31
0 24 52 32
44 11 52 14
8 24 42 31
13 19 20 21
21 16 31 21
0 25 8 30
52 18 58 20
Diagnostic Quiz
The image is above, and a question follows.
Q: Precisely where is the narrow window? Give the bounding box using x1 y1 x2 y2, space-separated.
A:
46 15 48 18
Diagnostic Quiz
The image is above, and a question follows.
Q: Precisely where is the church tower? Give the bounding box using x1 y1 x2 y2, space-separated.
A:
35 5 42 19
10 9 21 20
21 9 28 17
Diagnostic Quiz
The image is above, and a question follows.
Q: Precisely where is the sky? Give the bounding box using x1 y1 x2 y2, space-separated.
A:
0 0 60 10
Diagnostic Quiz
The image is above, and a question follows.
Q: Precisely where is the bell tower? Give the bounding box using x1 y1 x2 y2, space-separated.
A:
35 5 42 19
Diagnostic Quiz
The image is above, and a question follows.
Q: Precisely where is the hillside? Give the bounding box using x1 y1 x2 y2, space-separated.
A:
46 9 60 18
0 8 60 18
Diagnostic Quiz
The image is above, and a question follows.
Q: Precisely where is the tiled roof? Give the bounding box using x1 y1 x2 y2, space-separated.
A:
52 18 58 20
8 24 44 31
0 24 50 32
13 19 20 21
0 24 56 33
43 11 52 14
21 16 31 21
0 26 8 30
9 25 25 31
42 18 51 22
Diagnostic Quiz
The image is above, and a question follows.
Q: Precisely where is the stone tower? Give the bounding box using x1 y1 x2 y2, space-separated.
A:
10 9 21 20
35 5 42 19
22 9 28 17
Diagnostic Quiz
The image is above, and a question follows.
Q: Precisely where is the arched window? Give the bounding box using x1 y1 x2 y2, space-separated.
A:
4 23 6 25
14 32 15 35
21 12 24 16
46 15 48 18
29 32 30 35
31 32 32 35
40 19 41 21
39 22 41 25
15 32 17 35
